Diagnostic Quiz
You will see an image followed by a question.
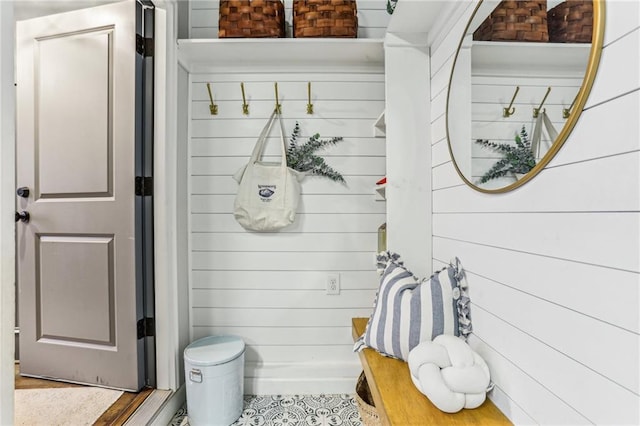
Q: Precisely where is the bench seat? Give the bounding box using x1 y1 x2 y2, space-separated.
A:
352 317 512 425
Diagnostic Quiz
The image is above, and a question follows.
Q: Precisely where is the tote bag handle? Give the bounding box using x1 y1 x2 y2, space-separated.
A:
248 110 288 171
531 110 558 158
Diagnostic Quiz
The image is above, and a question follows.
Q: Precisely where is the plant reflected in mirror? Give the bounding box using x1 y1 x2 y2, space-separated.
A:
476 126 536 184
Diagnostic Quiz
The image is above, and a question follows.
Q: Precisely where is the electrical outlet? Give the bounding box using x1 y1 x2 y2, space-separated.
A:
326 273 340 295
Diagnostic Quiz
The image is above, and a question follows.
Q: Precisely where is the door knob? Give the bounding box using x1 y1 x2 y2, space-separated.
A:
15 211 30 223
16 187 30 198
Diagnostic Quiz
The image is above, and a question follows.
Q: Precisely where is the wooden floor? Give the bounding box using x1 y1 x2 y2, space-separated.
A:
15 363 153 425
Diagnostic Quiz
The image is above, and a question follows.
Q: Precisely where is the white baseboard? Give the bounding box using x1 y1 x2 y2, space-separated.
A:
244 361 362 395
246 377 358 395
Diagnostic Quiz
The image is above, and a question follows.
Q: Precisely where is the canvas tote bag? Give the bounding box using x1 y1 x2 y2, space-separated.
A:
233 110 304 231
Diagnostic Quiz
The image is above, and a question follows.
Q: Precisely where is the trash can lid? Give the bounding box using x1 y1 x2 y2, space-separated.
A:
184 335 245 366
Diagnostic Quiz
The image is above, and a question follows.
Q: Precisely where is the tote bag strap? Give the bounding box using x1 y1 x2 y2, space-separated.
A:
531 113 544 158
249 110 289 170
542 110 558 141
531 111 559 158
275 111 288 168
249 109 279 164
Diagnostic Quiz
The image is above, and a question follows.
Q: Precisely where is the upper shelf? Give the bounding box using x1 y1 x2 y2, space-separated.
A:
177 38 385 73
472 41 592 77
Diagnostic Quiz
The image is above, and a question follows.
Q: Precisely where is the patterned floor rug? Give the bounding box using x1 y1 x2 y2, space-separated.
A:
169 394 363 426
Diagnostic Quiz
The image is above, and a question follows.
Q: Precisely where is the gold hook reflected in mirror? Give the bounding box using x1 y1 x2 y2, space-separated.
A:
274 82 282 114
562 93 578 119
533 86 552 118
240 82 249 115
206 83 218 115
502 86 520 118
306 82 314 115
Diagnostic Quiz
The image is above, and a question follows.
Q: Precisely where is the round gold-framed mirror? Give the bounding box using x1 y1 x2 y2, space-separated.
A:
446 0 605 193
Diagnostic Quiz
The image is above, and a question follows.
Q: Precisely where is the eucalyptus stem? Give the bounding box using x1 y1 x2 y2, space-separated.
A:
287 122 346 184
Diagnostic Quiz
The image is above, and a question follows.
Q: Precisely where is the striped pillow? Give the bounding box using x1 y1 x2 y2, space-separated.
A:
354 254 464 361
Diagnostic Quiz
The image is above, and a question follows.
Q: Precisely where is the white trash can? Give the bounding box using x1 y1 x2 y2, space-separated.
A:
184 335 245 426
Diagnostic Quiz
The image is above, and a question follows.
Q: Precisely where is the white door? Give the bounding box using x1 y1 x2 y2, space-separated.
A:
16 0 150 391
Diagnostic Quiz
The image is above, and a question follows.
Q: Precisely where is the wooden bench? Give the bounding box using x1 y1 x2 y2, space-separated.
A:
352 318 512 425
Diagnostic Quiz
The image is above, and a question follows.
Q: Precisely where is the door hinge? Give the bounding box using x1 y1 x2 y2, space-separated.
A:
137 317 155 339
136 34 154 57
135 176 153 196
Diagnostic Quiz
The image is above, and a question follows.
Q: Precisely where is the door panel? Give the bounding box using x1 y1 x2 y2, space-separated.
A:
17 1 145 391
37 28 113 197
37 235 115 345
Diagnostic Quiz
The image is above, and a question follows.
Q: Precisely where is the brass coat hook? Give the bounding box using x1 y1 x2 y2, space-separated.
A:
240 82 249 115
206 83 218 115
306 82 314 115
562 93 578 119
274 82 282 114
502 86 520 118
533 86 551 118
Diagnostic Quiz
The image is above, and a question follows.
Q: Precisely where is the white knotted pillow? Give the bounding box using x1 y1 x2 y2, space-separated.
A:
407 335 491 413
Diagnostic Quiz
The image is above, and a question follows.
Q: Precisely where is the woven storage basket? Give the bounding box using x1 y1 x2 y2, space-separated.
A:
218 0 285 38
355 372 381 426
473 0 549 42
293 0 358 38
547 0 593 43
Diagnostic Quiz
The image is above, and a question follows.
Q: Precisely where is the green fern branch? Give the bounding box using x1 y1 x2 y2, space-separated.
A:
287 122 346 184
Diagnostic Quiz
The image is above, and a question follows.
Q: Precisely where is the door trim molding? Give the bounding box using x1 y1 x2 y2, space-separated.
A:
0 2 15 424
136 0 157 389
150 0 184 392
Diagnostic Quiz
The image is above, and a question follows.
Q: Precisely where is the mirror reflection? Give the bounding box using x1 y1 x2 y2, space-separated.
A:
447 0 601 192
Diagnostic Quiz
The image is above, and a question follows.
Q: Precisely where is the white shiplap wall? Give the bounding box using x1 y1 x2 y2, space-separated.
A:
188 71 385 393
190 0 391 39
430 1 640 424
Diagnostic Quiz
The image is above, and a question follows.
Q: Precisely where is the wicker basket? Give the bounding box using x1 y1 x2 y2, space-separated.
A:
355 372 381 426
547 0 593 43
218 0 285 38
473 0 549 42
293 0 358 38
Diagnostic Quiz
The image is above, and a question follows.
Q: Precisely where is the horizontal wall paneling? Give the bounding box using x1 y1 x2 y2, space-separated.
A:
191 251 378 271
431 139 451 168
188 67 385 394
192 232 377 252
433 212 639 272
434 151 640 213
470 308 639 425
585 28 639 108
191 213 386 233
468 272 639 394
191 156 385 177
191 270 379 290
433 237 640 334
192 307 374 327
431 2 640 423
191 325 354 346
191 137 385 157
191 175 382 195
469 334 591 425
